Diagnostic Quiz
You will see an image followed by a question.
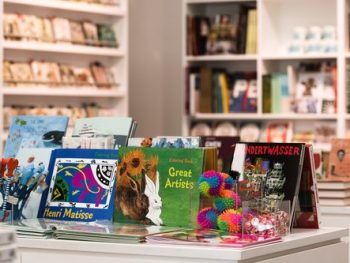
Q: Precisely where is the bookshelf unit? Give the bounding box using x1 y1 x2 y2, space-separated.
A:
0 0 129 149
182 0 349 148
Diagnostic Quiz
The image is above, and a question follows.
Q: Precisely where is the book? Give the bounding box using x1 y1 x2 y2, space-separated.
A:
114 147 217 227
231 142 306 229
201 136 240 173
294 145 320 228
319 198 350 206
38 149 118 222
264 121 293 143
72 117 135 149
3 148 53 221
152 136 201 148
4 116 69 158
245 9 257 54
199 68 213 113
317 181 350 190
318 190 350 198
0 228 15 245
327 139 350 180
147 228 281 248
262 75 272 113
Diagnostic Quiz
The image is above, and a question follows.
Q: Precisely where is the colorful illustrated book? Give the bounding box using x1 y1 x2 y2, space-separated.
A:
327 139 350 180
231 142 306 229
201 136 240 173
4 116 69 158
38 149 118 222
114 147 217 228
72 117 135 149
152 136 201 148
0 148 53 221
147 228 281 248
294 145 320 228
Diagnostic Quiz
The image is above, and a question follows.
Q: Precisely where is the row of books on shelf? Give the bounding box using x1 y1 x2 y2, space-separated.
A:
0 115 320 246
4 14 118 48
187 4 256 56
3 60 116 88
190 121 336 145
187 67 256 114
66 0 119 5
263 62 337 114
3 104 114 129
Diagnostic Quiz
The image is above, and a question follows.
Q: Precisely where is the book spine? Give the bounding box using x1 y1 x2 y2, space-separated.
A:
262 74 272 113
199 68 213 113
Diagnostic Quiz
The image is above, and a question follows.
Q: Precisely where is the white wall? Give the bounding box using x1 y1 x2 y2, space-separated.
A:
129 0 182 137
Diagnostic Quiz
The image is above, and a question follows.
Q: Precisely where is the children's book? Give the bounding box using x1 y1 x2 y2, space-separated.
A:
146 228 281 248
152 136 201 148
114 147 217 228
38 149 118 222
0 148 53 221
201 136 240 173
72 117 135 149
231 142 306 229
327 139 350 180
4 116 69 158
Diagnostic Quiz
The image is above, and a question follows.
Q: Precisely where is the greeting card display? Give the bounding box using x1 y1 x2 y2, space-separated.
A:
38 149 118 222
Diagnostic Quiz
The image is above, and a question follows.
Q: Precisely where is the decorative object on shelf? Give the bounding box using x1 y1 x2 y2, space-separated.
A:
213 122 238 136
190 123 212 136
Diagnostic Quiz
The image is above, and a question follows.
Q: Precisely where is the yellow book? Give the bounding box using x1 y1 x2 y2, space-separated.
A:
219 73 230 113
245 9 257 54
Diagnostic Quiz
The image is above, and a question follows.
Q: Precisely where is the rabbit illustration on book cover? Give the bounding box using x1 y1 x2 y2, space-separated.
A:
144 172 162 225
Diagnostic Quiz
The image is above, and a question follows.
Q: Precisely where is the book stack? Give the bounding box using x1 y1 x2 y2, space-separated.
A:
0 228 16 262
318 181 350 206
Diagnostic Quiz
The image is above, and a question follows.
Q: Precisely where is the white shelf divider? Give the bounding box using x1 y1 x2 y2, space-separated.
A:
4 0 125 17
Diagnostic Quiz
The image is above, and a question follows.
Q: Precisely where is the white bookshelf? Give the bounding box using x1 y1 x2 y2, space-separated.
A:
182 0 349 143
0 0 129 150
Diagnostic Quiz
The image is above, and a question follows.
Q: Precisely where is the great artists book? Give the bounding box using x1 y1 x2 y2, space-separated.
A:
231 142 319 229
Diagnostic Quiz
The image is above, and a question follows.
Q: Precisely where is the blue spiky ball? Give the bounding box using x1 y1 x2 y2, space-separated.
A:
197 207 219 229
198 170 223 197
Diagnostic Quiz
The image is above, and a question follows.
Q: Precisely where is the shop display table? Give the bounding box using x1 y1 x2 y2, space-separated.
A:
14 228 348 263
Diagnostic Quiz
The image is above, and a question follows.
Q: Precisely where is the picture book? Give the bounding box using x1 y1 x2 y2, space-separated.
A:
38 149 118 222
4 116 69 158
327 139 350 180
201 136 240 173
0 148 53 222
152 136 201 148
72 117 135 149
294 145 320 228
147 228 281 248
231 142 306 229
114 147 217 228
263 121 293 143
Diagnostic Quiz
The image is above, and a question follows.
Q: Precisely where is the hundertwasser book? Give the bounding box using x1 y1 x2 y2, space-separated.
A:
231 142 306 229
113 147 217 228
38 149 118 221
4 116 69 158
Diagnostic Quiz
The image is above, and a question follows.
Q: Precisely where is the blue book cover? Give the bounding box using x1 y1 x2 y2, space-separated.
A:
4 116 69 158
38 149 118 222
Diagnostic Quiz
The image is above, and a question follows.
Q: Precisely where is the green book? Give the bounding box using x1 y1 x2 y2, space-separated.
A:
262 74 272 113
113 147 216 228
271 73 281 113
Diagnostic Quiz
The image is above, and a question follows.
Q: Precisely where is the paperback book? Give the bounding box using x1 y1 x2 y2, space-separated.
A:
38 149 118 222
327 139 350 180
4 116 69 158
114 147 217 228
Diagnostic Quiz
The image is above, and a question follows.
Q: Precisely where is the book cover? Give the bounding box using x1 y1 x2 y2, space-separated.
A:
152 136 201 148
114 147 211 228
4 148 53 221
199 67 213 113
72 117 134 149
327 139 350 180
294 145 320 228
231 142 306 229
38 149 118 222
201 136 240 173
4 116 69 158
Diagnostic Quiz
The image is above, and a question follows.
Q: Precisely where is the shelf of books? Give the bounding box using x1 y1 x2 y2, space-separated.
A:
0 0 129 151
182 0 346 155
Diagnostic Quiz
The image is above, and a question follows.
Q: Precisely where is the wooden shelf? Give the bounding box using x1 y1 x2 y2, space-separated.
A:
2 87 125 98
3 41 124 57
4 0 125 17
191 113 338 121
186 54 257 62
262 53 338 60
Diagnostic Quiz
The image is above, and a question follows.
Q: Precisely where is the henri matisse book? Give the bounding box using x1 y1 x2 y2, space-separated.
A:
4 116 69 158
327 139 350 180
72 117 136 149
0 148 53 221
38 149 118 222
114 147 217 228
231 142 306 229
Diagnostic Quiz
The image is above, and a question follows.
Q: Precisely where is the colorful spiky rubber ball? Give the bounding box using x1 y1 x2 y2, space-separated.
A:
217 209 242 233
198 170 223 197
197 207 219 229
214 189 241 213
220 172 235 192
